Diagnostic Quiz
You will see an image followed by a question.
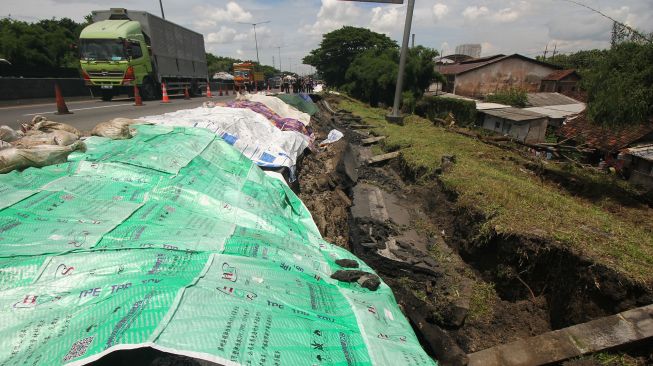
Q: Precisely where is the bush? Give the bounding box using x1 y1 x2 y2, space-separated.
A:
401 91 416 114
415 96 477 126
486 87 528 107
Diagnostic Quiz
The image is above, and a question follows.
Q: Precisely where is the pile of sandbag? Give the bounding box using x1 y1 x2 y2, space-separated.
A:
0 116 85 173
91 117 140 140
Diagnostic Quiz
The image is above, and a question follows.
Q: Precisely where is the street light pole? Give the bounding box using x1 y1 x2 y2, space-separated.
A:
238 21 270 65
388 0 415 124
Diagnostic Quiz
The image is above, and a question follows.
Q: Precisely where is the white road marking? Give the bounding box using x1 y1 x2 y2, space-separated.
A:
22 103 135 116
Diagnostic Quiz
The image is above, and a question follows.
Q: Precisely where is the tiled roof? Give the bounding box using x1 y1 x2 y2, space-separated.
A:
558 112 653 152
542 69 578 81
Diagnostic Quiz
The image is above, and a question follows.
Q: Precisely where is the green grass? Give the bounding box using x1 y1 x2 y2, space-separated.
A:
335 97 653 285
468 282 498 321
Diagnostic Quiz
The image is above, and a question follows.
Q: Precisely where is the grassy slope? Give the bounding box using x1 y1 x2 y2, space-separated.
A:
336 97 653 285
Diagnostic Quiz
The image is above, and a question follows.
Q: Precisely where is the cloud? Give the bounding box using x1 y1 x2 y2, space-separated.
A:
462 5 489 20
432 3 449 20
370 6 402 35
303 0 362 36
206 26 237 44
193 1 252 30
492 8 518 23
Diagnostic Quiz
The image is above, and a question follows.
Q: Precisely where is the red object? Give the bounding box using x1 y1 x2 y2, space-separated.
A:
81 70 91 85
161 83 170 103
54 84 72 115
206 83 213 98
219 84 223 96
184 86 190 100
122 66 135 85
267 82 271 92
133 84 143 106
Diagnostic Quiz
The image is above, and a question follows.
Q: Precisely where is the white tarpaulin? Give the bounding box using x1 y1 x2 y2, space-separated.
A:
242 94 312 126
140 106 310 179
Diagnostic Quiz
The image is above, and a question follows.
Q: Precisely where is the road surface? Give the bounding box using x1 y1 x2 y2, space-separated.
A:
0 94 234 131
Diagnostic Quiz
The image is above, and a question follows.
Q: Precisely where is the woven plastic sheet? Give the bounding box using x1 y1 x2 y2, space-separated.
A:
275 94 319 116
0 124 436 366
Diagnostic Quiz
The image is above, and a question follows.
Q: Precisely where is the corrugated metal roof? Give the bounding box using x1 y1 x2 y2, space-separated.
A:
436 54 560 76
527 93 581 107
625 144 653 162
482 107 548 121
476 102 511 110
523 104 585 119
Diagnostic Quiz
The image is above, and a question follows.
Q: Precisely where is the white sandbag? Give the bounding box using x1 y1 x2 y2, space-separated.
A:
0 141 84 173
241 94 311 126
0 126 21 142
91 118 139 140
13 130 79 148
140 106 310 178
0 141 11 150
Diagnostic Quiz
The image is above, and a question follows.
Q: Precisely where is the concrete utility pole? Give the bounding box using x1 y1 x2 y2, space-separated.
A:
238 21 270 65
388 0 415 124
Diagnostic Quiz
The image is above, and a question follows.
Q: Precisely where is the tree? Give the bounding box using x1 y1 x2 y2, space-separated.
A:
303 26 397 87
343 45 441 107
583 42 653 126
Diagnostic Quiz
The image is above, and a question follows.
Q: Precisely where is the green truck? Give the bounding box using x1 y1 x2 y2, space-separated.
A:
79 8 208 101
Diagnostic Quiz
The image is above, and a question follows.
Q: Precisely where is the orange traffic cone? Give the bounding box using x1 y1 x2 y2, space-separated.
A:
133 84 143 106
54 83 72 115
184 86 190 100
206 83 213 98
219 84 223 96
161 83 170 103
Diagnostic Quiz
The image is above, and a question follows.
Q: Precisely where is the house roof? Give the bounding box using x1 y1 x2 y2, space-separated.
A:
558 112 653 152
527 92 582 107
436 54 560 76
482 107 548 122
542 69 579 81
624 144 653 162
523 104 586 119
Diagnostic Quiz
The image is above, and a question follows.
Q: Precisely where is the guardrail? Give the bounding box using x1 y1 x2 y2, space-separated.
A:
0 78 90 100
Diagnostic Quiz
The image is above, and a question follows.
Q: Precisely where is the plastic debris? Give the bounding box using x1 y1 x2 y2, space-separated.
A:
320 129 344 146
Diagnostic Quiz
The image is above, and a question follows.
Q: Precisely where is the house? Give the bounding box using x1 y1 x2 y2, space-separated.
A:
523 92 585 127
481 107 549 143
540 70 580 94
622 144 653 190
436 54 560 98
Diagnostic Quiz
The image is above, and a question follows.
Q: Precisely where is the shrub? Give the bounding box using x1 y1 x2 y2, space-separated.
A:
415 96 477 126
486 87 528 107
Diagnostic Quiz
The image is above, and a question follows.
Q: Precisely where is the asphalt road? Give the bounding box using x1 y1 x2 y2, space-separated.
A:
0 93 234 131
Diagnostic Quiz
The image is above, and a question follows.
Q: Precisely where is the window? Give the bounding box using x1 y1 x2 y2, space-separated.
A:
80 39 125 61
130 42 143 59
495 121 501 129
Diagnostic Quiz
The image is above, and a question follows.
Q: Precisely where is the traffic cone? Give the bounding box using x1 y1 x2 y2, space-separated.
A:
267 83 271 92
219 84 223 96
161 83 170 103
206 83 213 98
133 84 143 106
225 84 229 96
184 86 190 100
54 83 72 115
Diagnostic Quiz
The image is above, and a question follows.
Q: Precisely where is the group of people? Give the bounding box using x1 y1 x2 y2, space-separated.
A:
281 77 315 94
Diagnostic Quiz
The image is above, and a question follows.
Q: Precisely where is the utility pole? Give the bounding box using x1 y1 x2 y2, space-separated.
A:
412 34 415 48
551 43 557 61
277 47 282 72
272 56 275 69
387 0 415 124
159 0 165 19
238 21 270 65
543 43 549 60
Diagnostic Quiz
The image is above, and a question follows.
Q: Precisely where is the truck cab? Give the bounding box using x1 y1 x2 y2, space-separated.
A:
79 14 153 101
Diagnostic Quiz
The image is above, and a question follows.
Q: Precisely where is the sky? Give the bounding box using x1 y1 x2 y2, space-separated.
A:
2 0 652 74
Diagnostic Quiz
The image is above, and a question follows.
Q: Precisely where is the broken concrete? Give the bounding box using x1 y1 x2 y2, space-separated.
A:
366 151 401 165
361 136 386 145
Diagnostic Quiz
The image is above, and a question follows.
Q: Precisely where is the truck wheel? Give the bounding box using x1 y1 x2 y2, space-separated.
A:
140 78 158 101
101 90 113 101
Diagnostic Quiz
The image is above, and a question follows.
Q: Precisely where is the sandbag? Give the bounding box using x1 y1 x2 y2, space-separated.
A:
91 118 139 139
0 141 11 150
0 126 21 142
13 130 79 148
0 141 84 173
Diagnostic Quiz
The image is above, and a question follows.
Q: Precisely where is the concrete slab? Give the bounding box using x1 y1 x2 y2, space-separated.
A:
361 136 386 145
366 151 400 165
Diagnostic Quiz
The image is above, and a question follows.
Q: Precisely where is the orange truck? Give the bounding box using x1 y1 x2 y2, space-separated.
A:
233 62 254 91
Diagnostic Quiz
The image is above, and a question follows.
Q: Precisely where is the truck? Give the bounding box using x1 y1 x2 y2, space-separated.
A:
79 8 208 101
233 62 254 92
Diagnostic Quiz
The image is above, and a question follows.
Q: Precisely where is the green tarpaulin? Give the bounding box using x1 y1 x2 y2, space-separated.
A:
0 124 436 366
275 94 319 116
